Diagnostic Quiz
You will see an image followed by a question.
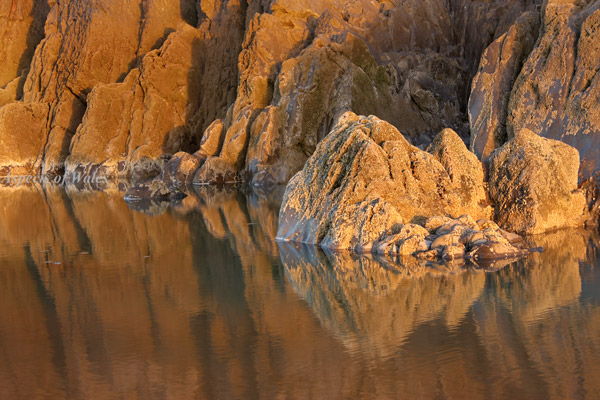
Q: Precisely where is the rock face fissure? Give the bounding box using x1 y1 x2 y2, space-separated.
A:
0 0 545 187
1 0 600 239
471 0 600 180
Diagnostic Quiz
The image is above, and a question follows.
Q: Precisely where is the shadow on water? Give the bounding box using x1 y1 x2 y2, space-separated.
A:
0 184 599 399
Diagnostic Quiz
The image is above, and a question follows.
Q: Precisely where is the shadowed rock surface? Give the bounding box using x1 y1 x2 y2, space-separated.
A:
0 0 50 91
469 11 540 160
64 0 246 181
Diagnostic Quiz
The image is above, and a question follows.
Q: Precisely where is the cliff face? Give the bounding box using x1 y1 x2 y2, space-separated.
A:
0 0 50 105
471 0 600 180
3 0 600 192
0 0 543 186
195 0 542 185
0 0 199 175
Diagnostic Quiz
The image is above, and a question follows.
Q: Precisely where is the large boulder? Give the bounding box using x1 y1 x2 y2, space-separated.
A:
276 112 492 251
488 129 587 234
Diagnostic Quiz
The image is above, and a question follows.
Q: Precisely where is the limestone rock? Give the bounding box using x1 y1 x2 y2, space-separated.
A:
61 0 245 182
488 129 587 234
197 0 539 186
65 24 205 180
0 0 49 88
241 33 467 186
192 157 241 185
0 0 541 188
0 0 544 188
277 112 491 251
425 216 454 233
427 128 490 214
374 224 430 256
426 216 528 261
0 0 198 176
469 12 540 160
195 119 226 158
0 77 21 108
507 2 600 178
65 0 245 182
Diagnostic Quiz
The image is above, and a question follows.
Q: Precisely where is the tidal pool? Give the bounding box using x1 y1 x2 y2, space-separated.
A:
0 185 599 399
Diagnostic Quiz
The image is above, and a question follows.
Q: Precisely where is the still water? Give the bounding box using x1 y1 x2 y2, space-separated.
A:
0 185 599 399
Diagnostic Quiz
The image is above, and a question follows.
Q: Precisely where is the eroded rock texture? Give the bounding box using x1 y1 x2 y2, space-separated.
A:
0 0 50 92
197 0 542 185
471 0 600 179
508 1 600 179
488 129 587 234
0 0 544 185
277 112 492 251
0 0 199 175
469 11 540 160
65 0 246 181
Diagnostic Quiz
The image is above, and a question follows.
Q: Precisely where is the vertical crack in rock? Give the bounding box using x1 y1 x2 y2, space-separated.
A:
6 0 600 194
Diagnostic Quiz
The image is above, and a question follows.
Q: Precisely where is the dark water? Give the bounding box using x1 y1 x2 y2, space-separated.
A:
1 185 600 399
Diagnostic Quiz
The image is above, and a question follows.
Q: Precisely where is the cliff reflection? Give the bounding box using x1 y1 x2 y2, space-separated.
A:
0 185 599 399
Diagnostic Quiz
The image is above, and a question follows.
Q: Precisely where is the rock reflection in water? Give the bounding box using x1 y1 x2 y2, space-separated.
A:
278 231 600 399
0 185 599 399
280 243 487 359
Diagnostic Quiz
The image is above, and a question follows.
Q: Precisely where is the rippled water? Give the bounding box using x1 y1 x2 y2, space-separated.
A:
0 185 599 399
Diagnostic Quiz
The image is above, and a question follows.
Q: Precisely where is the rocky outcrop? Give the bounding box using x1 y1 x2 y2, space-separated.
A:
65 24 206 180
373 215 528 261
65 0 246 181
0 0 50 89
276 112 493 252
469 11 540 160
195 0 541 186
0 0 199 175
277 111 591 252
488 129 587 234
469 0 600 178
235 32 468 186
0 0 544 187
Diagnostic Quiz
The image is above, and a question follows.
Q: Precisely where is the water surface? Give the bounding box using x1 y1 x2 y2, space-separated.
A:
0 185 599 399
